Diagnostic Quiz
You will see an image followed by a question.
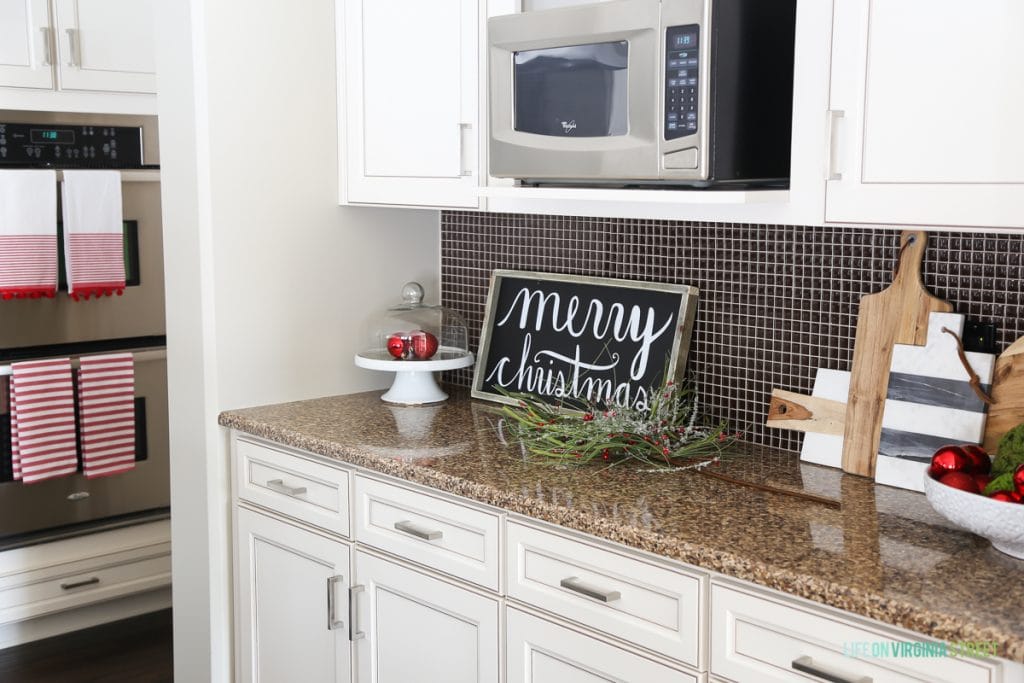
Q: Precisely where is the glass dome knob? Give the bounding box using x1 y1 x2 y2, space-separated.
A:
401 282 424 306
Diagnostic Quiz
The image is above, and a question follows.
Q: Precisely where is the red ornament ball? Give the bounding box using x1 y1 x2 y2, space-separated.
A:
1014 463 1024 495
938 470 981 494
989 490 1023 504
973 473 993 491
928 445 972 479
961 445 991 475
386 333 408 359
411 330 439 360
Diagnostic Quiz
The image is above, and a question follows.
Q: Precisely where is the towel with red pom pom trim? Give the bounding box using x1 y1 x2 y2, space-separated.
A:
0 170 58 300
61 171 125 301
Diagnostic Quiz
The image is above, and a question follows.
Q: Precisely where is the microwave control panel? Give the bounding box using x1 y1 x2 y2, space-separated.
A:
0 123 145 169
664 25 699 140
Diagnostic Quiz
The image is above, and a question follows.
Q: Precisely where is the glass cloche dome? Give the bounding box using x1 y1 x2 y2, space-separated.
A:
362 282 469 361
355 282 473 405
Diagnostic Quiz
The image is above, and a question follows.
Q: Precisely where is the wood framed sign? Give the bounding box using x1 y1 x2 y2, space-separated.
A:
472 270 698 409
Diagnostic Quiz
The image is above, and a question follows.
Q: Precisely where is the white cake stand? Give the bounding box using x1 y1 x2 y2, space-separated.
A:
354 347 474 405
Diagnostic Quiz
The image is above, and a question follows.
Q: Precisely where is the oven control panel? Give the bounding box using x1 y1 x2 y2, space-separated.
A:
664 25 699 140
0 123 146 169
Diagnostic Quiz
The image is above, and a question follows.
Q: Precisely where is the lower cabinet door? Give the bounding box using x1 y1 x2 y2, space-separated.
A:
506 607 700 683
236 508 352 683
352 550 499 683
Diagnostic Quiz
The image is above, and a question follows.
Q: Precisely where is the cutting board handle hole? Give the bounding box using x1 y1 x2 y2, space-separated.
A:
777 404 788 414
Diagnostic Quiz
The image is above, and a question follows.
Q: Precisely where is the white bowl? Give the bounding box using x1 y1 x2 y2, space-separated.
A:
922 472 1024 560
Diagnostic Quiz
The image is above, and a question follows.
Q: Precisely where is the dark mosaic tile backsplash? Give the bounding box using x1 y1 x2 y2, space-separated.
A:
441 212 1024 453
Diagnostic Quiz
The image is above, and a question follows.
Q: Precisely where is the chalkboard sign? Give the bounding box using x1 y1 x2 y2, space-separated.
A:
472 270 698 409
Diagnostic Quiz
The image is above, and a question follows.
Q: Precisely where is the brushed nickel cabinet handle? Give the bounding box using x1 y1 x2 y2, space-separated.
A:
792 656 872 683
40 27 53 66
349 585 365 641
266 479 307 497
559 576 621 603
825 109 845 181
65 28 80 67
394 520 442 541
60 577 100 590
326 575 344 630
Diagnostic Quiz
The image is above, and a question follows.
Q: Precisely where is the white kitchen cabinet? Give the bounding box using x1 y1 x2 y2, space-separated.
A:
826 0 1024 230
506 607 700 683
52 0 156 94
0 0 54 88
0 0 155 113
352 549 499 683
235 508 352 683
338 0 480 208
710 581 1002 683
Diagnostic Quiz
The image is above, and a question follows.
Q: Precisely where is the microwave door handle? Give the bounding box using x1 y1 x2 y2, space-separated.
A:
458 123 472 177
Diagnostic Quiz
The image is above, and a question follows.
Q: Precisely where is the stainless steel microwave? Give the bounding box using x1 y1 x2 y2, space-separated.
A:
488 0 798 188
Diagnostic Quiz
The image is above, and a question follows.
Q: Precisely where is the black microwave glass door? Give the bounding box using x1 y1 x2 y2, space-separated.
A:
513 41 628 137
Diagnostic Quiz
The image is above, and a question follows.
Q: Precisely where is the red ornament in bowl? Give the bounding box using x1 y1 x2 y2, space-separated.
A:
411 330 439 360
961 445 991 475
1014 464 1024 495
928 445 972 479
938 470 981 494
386 333 408 359
989 490 1023 504
973 473 993 491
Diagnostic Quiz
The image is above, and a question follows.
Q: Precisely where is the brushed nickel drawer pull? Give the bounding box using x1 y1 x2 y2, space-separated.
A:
266 478 307 497
792 656 872 683
559 576 621 603
60 577 100 590
394 520 442 541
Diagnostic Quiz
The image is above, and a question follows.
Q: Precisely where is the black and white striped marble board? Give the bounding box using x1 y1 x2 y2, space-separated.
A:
875 312 995 492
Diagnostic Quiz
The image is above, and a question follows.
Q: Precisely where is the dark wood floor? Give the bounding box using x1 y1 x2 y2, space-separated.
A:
0 609 172 683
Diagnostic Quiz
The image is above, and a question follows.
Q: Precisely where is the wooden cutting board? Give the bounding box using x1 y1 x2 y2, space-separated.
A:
841 231 953 477
982 336 1024 452
766 388 846 435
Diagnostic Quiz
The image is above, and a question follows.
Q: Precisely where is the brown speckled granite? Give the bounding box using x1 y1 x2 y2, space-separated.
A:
219 389 1024 663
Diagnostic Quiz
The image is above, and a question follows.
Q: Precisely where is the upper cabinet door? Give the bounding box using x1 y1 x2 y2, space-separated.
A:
826 0 1024 229
53 0 156 94
340 0 480 208
0 0 54 89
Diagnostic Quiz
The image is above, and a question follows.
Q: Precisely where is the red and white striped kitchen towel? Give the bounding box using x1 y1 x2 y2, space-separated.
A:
61 171 125 301
9 359 79 483
0 170 58 300
78 353 136 478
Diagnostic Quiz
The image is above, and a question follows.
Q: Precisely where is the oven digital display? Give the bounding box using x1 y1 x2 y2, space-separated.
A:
29 128 75 145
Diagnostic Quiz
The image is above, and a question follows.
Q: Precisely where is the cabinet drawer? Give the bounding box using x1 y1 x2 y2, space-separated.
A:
506 521 704 668
0 552 170 625
354 475 500 591
710 582 1001 683
507 607 701 683
235 437 350 538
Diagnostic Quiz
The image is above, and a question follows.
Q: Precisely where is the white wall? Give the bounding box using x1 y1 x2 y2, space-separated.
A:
155 0 440 680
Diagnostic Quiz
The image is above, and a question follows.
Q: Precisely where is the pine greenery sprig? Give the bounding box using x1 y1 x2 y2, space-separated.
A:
497 380 738 469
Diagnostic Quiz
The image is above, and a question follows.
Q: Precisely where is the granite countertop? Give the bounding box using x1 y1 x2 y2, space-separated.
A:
219 388 1024 663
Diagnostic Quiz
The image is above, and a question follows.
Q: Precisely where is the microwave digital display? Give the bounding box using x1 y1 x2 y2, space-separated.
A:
513 41 628 138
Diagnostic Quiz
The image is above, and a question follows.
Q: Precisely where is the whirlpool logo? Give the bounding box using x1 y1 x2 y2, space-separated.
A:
560 120 578 134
